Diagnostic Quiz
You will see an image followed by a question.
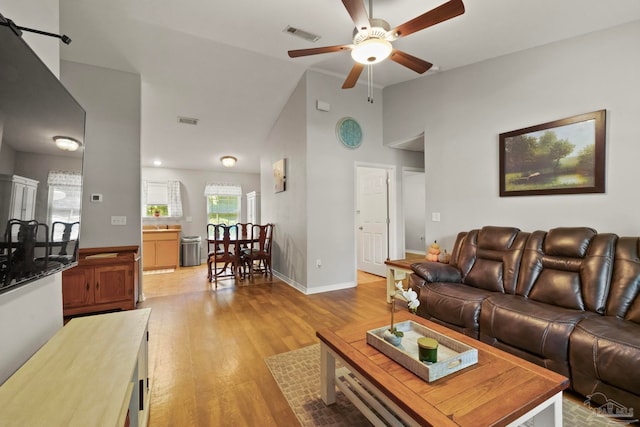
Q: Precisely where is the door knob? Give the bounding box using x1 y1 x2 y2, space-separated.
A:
358 226 363 230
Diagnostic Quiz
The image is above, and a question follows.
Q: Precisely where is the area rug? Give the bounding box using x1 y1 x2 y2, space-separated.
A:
264 344 632 427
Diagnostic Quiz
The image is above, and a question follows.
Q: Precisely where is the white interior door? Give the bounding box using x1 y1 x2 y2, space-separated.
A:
357 167 389 276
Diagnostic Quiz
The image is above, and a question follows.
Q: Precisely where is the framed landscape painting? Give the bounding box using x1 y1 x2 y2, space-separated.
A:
499 110 606 197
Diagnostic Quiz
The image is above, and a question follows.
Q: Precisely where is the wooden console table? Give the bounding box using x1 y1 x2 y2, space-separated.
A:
385 258 418 303
0 308 151 426
62 246 140 316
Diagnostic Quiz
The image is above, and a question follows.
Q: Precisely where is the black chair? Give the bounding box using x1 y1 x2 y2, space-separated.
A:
49 221 80 265
2 219 50 286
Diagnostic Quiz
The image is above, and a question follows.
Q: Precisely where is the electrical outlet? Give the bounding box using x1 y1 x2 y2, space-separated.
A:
111 216 127 226
431 212 441 222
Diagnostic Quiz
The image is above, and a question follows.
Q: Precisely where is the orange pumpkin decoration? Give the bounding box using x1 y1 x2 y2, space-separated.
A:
426 240 441 261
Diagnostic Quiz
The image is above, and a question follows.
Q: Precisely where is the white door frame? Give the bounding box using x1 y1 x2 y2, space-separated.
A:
355 162 398 277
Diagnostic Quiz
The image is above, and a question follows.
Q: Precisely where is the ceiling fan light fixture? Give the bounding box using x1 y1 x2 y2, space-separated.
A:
53 136 81 151
351 38 392 65
220 156 237 168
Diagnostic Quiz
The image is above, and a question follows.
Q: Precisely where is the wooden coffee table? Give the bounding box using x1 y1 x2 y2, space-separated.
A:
317 312 569 426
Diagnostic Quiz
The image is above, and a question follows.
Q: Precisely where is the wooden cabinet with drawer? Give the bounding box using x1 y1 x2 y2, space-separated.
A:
142 226 180 271
62 246 139 316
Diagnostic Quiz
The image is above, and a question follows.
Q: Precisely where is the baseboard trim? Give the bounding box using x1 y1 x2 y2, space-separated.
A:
273 270 356 295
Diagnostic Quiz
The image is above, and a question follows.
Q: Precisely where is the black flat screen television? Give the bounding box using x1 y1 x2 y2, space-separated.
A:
0 14 85 294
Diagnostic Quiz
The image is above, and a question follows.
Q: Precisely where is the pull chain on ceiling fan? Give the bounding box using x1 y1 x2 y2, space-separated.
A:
288 0 465 97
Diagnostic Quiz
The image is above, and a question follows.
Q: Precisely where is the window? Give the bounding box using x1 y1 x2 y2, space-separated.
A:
142 180 183 218
47 170 81 239
204 184 241 231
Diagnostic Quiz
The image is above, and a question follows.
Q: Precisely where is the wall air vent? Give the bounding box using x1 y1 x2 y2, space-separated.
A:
178 116 199 125
283 26 321 43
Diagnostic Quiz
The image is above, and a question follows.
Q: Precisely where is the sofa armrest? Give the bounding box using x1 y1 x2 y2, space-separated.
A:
411 262 462 284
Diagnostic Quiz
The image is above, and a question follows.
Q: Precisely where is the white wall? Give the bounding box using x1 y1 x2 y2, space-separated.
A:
263 70 424 294
1 0 60 77
384 20 640 251
61 60 142 248
141 166 260 244
0 0 63 385
261 75 308 290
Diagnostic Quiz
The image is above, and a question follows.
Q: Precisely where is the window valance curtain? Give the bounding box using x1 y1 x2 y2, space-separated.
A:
204 183 242 196
48 170 81 187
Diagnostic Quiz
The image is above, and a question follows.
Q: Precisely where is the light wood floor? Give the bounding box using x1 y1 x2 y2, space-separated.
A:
138 265 390 426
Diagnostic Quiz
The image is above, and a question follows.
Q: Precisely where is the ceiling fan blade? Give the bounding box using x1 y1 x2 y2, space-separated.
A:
389 49 433 74
342 63 365 89
342 0 371 32
391 0 465 39
288 45 351 58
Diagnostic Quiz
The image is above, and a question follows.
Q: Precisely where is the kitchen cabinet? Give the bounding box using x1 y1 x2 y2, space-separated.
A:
0 174 38 232
142 225 180 271
62 246 139 317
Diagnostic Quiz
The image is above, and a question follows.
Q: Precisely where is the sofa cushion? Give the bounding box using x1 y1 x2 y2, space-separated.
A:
570 316 640 400
455 226 529 294
606 237 640 322
516 228 616 314
480 294 593 376
411 262 462 284
417 283 495 339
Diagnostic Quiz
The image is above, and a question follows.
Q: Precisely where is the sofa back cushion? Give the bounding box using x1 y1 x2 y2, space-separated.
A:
606 237 640 323
455 226 529 294
516 227 616 313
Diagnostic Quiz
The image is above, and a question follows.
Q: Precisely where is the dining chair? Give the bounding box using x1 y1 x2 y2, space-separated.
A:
241 223 273 281
49 221 80 265
3 219 50 286
207 223 240 288
236 223 253 240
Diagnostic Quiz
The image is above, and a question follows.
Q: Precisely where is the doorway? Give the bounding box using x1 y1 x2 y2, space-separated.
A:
355 165 395 276
402 168 425 259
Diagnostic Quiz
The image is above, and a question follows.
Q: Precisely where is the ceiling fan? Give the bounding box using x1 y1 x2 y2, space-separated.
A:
288 0 465 89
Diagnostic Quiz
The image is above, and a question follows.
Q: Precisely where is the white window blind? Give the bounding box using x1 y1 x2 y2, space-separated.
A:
146 181 169 205
142 180 183 217
47 170 82 227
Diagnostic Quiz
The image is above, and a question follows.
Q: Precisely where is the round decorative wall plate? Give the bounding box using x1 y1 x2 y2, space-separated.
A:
336 117 362 149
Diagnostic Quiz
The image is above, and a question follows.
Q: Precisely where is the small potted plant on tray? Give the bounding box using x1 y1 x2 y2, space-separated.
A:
384 282 420 346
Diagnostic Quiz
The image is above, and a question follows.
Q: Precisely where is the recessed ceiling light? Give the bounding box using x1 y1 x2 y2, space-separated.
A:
153 160 162 166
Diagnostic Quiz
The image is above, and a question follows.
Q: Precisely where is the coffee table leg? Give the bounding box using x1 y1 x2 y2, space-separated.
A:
506 392 563 427
319 342 336 405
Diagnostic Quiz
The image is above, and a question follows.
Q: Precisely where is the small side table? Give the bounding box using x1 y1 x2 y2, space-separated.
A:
384 258 419 303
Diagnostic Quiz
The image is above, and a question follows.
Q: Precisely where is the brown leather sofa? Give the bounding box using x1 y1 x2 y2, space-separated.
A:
410 226 639 412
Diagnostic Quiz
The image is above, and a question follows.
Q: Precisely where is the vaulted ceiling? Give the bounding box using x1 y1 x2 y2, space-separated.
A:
58 0 640 172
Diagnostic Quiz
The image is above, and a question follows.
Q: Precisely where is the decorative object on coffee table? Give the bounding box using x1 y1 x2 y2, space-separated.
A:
385 282 420 345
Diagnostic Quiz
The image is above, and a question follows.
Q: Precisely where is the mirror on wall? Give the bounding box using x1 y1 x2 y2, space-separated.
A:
0 17 86 294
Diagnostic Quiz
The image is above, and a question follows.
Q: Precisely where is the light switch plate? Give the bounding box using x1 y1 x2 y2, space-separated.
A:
111 216 127 226
431 212 441 222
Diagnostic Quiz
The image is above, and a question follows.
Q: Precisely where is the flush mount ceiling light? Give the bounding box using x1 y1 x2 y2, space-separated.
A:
153 160 162 166
53 136 81 151
220 156 237 167
350 38 392 65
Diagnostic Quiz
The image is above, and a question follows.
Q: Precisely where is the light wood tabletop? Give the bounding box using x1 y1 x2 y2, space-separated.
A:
317 311 570 426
